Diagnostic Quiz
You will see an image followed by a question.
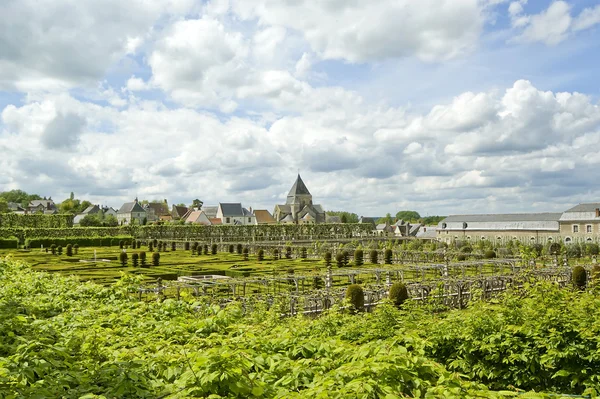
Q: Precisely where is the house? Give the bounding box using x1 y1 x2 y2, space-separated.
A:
253 209 276 224
8 202 26 214
143 201 170 222
559 203 600 243
358 217 378 229
172 205 189 220
185 210 211 225
273 175 326 224
202 206 218 219
417 225 438 239
117 198 147 225
28 197 57 214
216 203 255 225
209 218 222 225
376 223 395 236
102 206 117 218
73 204 102 224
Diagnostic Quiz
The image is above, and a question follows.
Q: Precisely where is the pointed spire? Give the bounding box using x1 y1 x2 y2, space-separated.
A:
288 174 311 196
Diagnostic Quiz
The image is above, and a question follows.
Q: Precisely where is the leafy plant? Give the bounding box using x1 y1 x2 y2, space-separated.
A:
572 265 587 289
345 284 364 312
152 251 160 266
389 282 409 307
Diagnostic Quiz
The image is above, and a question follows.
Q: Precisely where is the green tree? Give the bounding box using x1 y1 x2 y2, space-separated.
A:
395 210 421 222
0 198 9 213
103 215 119 227
79 214 102 227
0 189 42 208
326 211 359 223
192 199 203 209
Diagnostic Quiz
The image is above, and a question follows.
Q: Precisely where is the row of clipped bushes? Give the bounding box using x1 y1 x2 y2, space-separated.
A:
0 237 19 249
25 236 134 248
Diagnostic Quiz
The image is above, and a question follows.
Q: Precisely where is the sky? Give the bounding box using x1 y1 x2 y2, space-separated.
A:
1 0 600 217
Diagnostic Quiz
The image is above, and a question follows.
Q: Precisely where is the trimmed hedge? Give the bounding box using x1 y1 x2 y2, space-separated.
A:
25 236 133 248
0 237 19 249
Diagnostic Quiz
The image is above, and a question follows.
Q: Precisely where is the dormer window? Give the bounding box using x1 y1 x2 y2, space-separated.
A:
441 223 447 229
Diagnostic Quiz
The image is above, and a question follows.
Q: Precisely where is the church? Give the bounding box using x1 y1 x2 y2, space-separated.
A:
273 175 326 224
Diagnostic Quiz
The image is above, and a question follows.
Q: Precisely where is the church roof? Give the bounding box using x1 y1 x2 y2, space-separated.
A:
287 174 311 197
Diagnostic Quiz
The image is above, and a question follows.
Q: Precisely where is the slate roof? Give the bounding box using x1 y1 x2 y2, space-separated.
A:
29 199 56 210
118 201 146 214
242 207 253 217
82 205 100 214
219 203 244 217
254 210 276 224
564 203 600 212
440 213 561 232
442 213 561 223
172 205 188 218
145 202 170 216
202 206 218 219
287 174 311 197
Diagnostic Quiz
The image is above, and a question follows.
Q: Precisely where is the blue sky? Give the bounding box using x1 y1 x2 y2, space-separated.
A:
1 0 600 217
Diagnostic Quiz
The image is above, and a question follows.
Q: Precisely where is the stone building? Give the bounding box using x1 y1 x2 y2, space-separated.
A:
117 198 147 225
559 203 600 243
273 175 325 224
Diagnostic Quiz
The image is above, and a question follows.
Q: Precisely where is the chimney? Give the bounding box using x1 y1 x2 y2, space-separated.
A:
596 208 599 218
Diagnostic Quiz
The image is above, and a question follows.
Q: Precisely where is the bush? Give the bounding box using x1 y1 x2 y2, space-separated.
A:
152 252 160 267
191 242 198 252
342 251 349 266
592 265 600 282
287 268 294 275
73 243 79 255
211 244 217 255
324 252 332 267
25 236 133 249
184 242 190 251
132 252 139 267
57 246 62 255
389 282 409 307
345 284 364 312
66 244 73 257
460 246 472 253
132 239 137 249
300 247 307 259
153 239 158 246
50 244 56 255
273 248 279 260
119 240 124 249
171 242 176 251
203 245 208 255
228 244 234 253
285 246 292 259
566 244 582 259
336 252 345 268
0 237 18 249
119 251 128 266
483 250 496 259
148 243 154 252
257 249 264 261
237 244 243 254
140 251 147 267
384 249 393 264
572 266 587 289
354 249 364 266
369 250 378 264
243 247 249 261
586 243 599 256
457 254 467 261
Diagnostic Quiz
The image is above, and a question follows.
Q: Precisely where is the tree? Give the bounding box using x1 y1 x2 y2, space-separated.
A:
395 211 421 222
326 211 359 223
377 213 394 225
192 199 203 209
0 190 42 208
103 215 118 227
80 214 102 227
0 198 9 213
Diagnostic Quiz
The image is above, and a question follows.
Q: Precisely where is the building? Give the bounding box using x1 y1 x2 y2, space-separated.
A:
28 197 57 214
172 205 188 220
559 203 600 243
184 210 212 225
8 202 26 214
143 201 170 222
273 175 326 224
253 209 276 224
117 198 147 225
216 203 255 225
73 204 102 224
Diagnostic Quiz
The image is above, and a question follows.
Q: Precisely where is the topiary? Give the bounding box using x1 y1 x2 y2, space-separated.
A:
132 252 139 267
171 242 176 251
237 244 243 254
203 245 209 255
153 239 158 247
549 242 561 255
273 248 279 260
572 265 587 289
211 244 217 255
50 244 56 255
586 243 599 256
342 250 349 266
370 250 378 264
132 239 137 249
384 249 392 264
287 268 294 275
57 246 63 256
566 244 582 259
345 284 364 312
354 249 364 266
119 251 128 266
484 250 496 259
119 240 124 249
66 244 73 257
152 251 160 267
228 244 234 253
148 243 154 252
457 254 467 261
300 247 307 259
324 252 332 267
192 242 198 252
257 249 264 261
73 243 79 255
184 242 190 251
285 246 292 259
336 252 345 268
140 251 147 267
243 248 249 261
389 282 409 307
460 246 472 253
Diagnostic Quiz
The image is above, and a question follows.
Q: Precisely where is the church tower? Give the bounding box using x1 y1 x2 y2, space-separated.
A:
286 174 313 220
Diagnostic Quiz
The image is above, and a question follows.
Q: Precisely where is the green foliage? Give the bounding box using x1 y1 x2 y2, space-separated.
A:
243 247 249 261
25 236 133 249
300 247 307 259
57 245 62 255
132 252 139 267
484 250 496 259
0 214 73 229
389 282 409 307
324 251 332 266
345 284 364 312
354 249 363 266
395 210 421 222
0 237 18 249
237 243 242 254
272 248 279 260
585 243 599 256
228 244 234 253
257 249 264 262
119 251 128 266
203 244 209 255
335 252 345 268
460 246 472 253
369 249 378 264
0 198 9 213
572 266 587 289
152 251 160 266
73 243 79 254
211 244 217 255
325 211 359 223
171 241 176 251
285 246 292 259
140 251 147 267
66 244 73 257
457 254 467 261
566 244 582 258
384 248 392 264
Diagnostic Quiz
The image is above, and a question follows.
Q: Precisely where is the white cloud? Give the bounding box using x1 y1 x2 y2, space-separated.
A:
573 4 600 31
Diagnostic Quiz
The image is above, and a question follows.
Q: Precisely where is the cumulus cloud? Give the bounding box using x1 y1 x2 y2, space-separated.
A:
41 112 86 150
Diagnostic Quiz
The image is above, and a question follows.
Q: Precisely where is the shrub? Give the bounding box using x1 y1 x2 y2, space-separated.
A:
384 249 393 264
148 243 153 252
132 239 137 249
566 244 582 259
313 276 323 289
73 243 79 255
300 247 307 259
484 250 496 259
237 244 242 254
324 252 332 267
354 249 364 266
152 252 160 267
140 251 147 267
171 242 176 251
57 246 63 255
50 244 56 255
0 237 19 249
119 240 124 249
389 282 409 307
203 245 208 255
66 244 73 257
336 252 345 268
119 251 128 266
243 247 249 261
211 244 217 255
153 239 158 246
257 249 264 261
460 246 472 253
132 252 139 267
457 254 467 261
273 248 279 260
285 246 292 259
192 242 198 252
184 242 190 251
572 266 587 289
228 244 234 253
342 251 349 266
592 265 600 282
345 284 364 312
370 250 378 264
586 243 599 256
287 268 294 275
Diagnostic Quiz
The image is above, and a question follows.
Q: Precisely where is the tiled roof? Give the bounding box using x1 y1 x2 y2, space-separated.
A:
145 202 170 216
254 210 276 224
209 218 222 225
172 205 188 218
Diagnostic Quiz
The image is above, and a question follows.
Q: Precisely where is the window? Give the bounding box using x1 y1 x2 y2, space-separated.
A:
226 217 230 223
466 236 471 240
442 223 447 229
530 237 535 241
587 238 593 242
587 225 593 233
496 236 502 241
565 237 572 243
573 225 579 233
547 237 553 242
481 236 485 240
248 218 251 223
